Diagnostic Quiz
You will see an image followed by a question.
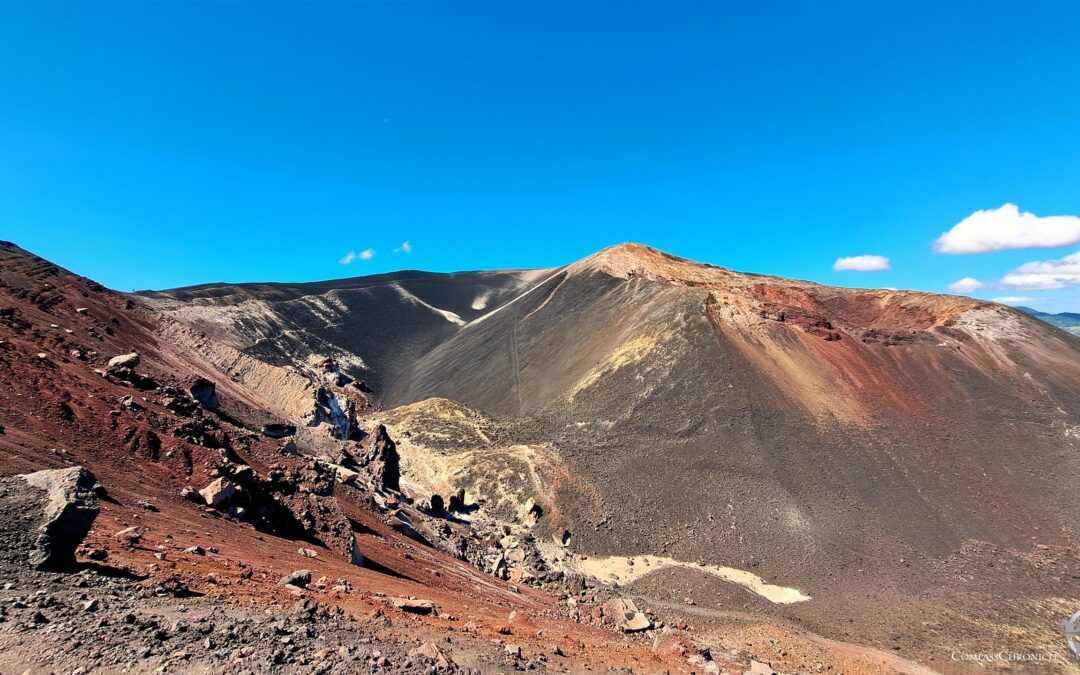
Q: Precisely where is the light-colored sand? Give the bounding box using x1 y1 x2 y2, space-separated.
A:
571 553 811 605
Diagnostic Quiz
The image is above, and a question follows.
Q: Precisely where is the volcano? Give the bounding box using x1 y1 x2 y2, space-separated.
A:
3 240 1079 672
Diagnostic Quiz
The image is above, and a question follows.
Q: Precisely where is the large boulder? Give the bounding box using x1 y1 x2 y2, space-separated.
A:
0 466 100 570
601 598 652 632
199 477 236 508
107 352 140 369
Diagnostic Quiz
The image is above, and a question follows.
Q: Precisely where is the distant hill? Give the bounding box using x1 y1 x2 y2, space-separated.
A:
1017 306 1080 335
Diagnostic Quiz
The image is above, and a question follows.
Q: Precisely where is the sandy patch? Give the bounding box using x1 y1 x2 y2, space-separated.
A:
569 553 810 605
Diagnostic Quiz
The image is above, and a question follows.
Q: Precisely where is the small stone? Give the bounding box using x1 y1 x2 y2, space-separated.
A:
114 527 143 546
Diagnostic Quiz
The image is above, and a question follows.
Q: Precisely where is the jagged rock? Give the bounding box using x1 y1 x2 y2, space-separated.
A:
298 547 317 558
0 467 100 570
278 569 312 588
198 478 236 508
107 352 140 369
358 425 400 492
188 378 219 410
312 386 362 440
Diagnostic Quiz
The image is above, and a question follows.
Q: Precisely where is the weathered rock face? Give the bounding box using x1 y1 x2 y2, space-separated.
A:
357 424 400 492
0 466 100 570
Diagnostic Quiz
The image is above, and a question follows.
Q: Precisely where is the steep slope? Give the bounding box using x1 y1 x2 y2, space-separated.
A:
143 243 1080 666
140 267 552 398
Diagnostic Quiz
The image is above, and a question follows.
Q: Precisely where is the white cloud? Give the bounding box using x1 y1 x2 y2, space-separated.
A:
1000 249 1080 290
833 255 891 272
340 248 376 264
992 296 1036 305
934 203 1080 254
393 241 412 254
947 277 985 293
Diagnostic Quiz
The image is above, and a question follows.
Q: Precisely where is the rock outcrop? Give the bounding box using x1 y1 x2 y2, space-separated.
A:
0 466 100 570
356 424 400 492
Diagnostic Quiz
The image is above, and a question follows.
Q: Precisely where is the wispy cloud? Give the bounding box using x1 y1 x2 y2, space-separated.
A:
833 255 890 272
1000 249 1080 290
992 296 1036 305
340 248 376 265
947 277 984 294
393 241 412 254
935 203 1080 254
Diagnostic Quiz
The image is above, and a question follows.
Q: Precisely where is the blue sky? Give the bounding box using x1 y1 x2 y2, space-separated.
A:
2 2 1080 311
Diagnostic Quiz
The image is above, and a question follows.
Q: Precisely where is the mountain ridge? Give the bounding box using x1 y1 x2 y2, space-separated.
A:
1019 305 1080 335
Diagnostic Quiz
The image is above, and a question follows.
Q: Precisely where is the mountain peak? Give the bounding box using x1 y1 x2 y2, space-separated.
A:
573 242 731 284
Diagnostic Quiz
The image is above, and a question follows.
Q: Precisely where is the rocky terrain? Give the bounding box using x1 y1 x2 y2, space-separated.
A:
2 239 1079 673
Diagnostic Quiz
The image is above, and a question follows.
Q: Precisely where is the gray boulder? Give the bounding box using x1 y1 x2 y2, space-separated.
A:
0 466 100 570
